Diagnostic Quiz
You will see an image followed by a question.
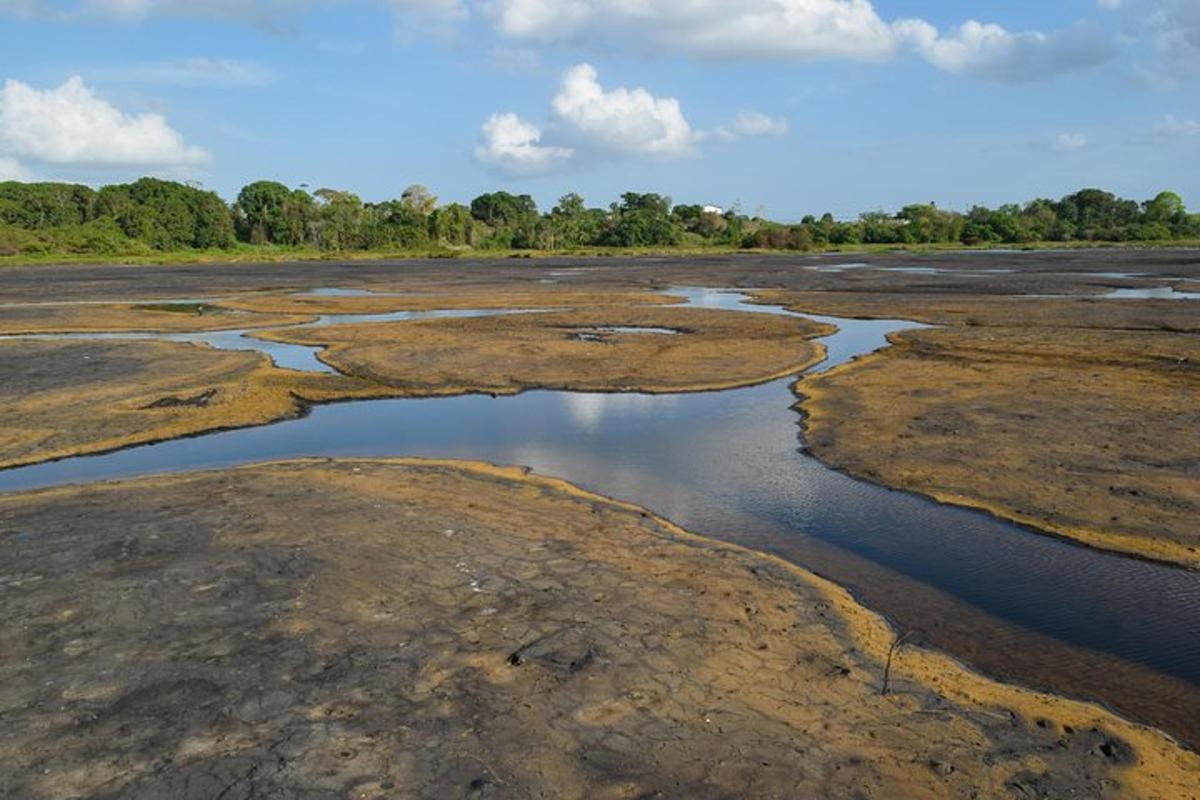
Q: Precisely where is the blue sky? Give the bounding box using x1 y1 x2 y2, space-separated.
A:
0 0 1196 219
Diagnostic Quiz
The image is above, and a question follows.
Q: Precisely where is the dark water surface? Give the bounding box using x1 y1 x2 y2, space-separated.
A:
3 287 1199 744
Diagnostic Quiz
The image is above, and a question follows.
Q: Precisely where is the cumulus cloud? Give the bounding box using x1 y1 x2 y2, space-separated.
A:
484 0 899 61
552 64 697 159
482 1 1115 80
476 64 786 176
4 0 1120 82
0 76 208 167
896 19 1116 82
474 112 572 176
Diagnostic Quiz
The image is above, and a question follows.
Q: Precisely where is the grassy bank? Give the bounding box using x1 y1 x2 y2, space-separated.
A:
3 238 1199 268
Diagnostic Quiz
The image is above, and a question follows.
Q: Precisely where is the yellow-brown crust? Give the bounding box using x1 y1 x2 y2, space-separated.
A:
795 324 1200 568
0 302 313 335
260 306 832 395
216 289 680 316
3 458 1196 798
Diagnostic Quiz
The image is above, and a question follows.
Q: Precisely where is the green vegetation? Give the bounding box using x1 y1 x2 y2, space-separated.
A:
2 178 1197 264
130 302 223 315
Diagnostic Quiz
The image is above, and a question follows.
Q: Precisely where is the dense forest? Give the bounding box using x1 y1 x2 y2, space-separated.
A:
0 178 1196 259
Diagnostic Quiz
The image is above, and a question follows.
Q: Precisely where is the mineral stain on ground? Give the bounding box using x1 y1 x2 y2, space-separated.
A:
2 460 1196 799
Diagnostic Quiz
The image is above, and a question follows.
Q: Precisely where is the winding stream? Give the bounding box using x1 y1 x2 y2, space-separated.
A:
3 286 1199 744
2 306 549 372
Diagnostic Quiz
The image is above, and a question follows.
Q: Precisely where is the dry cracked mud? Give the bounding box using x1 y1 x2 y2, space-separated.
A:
0 338 374 470
260 306 831 395
770 291 1200 568
2 459 1196 799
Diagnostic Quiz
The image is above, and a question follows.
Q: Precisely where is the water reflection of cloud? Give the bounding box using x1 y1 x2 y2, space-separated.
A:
509 444 699 527
666 286 747 310
562 392 679 434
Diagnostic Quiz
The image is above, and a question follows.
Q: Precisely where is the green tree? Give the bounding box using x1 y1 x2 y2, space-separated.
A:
0 182 96 229
602 192 679 247
95 178 234 250
859 211 901 244
1143 191 1185 223
314 188 363 250
429 202 473 246
470 191 540 248
361 198 432 249
546 192 599 248
234 180 318 245
234 181 288 244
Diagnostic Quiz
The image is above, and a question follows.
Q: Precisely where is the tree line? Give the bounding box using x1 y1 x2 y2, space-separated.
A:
0 177 1196 258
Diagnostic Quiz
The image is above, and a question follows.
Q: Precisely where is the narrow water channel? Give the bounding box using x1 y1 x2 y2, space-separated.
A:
2 306 548 372
3 287 1199 745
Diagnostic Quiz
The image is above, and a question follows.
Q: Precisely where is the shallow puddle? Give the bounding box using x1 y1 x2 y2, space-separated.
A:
571 325 683 341
2 306 552 372
1102 286 1200 300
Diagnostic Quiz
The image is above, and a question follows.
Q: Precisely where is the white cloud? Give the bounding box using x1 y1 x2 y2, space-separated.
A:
0 155 32 181
91 58 273 87
474 112 572 176
4 1 1119 82
483 1 1115 80
1157 114 1200 137
552 64 697 159
477 64 788 175
484 0 899 60
1052 132 1088 152
708 111 789 142
897 19 1115 82
1100 0 1200 88
0 76 208 166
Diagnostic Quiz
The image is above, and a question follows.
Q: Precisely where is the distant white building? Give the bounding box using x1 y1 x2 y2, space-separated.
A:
702 204 724 215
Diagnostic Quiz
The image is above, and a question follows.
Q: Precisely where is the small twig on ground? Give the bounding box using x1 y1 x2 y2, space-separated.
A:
881 629 919 696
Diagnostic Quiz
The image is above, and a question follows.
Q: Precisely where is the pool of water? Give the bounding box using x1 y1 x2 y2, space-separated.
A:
572 326 683 341
804 262 869 273
880 267 942 275
299 288 406 297
1103 286 1200 300
3 286 1199 743
881 267 1016 277
2 307 552 373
